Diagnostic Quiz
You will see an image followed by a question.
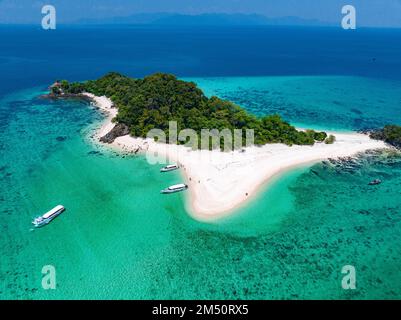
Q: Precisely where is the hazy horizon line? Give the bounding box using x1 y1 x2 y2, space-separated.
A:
1 11 396 29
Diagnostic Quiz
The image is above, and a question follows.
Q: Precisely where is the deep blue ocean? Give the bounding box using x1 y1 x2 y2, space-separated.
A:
1 25 401 95
1 25 401 299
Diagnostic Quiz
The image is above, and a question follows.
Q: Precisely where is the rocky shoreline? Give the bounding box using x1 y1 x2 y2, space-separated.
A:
40 92 93 102
358 128 401 149
99 123 130 144
41 92 132 144
370 129 401 149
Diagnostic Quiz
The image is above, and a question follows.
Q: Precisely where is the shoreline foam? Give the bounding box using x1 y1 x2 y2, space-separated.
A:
85 93 389 221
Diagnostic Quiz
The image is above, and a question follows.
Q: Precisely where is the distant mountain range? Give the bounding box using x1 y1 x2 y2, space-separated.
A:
76 13 334 27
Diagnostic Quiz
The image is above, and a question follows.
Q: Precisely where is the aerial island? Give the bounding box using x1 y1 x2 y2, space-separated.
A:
48 72 393 220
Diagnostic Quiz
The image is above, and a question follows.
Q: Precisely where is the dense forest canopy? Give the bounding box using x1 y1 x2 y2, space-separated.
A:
56 72 330 148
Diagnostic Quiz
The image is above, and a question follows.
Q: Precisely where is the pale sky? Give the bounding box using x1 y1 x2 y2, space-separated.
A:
0 0 400 27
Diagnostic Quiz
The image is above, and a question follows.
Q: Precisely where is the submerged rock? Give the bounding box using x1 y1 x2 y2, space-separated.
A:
100 123 130 144
56 136 67 142
87 150 102 156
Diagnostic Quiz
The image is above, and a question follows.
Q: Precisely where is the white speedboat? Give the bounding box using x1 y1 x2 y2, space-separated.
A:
161 184 188 194
160 164 179 173
32 205 65 228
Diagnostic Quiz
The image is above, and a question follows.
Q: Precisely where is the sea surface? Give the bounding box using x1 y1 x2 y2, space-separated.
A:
1 26 401 299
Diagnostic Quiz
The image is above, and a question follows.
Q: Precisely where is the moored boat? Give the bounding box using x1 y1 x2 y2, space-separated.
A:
32 205 65 228
160 164 179 173
160 184 188 194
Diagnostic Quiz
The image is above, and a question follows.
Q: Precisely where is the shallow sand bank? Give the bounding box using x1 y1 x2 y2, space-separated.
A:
86 93 389 220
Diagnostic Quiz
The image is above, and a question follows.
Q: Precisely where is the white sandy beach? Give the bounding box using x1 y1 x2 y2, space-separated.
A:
86 93 389 220
83 93 118 139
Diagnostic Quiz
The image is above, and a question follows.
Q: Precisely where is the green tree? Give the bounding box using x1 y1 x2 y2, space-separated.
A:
61 72 328 149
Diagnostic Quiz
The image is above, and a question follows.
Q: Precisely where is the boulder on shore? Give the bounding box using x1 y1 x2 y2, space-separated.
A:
370 125 401 149
100 123 130 144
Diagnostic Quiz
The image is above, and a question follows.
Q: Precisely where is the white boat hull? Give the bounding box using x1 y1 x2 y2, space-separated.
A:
160 185 188 194
32 207 65 228
160 166 179 173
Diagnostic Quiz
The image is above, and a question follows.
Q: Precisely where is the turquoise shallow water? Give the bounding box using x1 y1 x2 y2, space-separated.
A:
1 76 401 299
186 76 401 131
